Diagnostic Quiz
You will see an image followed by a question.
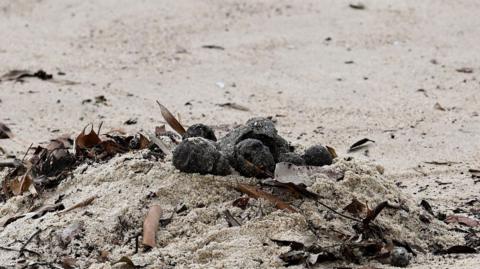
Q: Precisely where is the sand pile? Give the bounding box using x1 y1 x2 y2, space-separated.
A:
0 149 464 268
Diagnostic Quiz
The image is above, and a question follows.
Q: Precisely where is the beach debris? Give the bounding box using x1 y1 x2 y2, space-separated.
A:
124 118 137 125
156 101 186 136
60 196 96 215
390 247 411 267
445 215 480 227
420 200 434 215
111 256 136 269
232 197 250 209
0 122 13 139
302 145 333 166
348 138 375 152
143 205 162 249
217 102 250 111
0 69 53 82
172 137 231 175
434 102 446 111
234 183 297 212
469 168 480 178
223 209 241 227
201 45 225 50
344 198 367 216
349 2 365 10
184 123 217 141
456 67 473 73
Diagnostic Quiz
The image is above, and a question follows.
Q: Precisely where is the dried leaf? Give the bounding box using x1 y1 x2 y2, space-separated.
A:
344 198 367 216
420 200 434 215
156 101 186 136
143 204 162 248
274 162 344 186
0 122 13 139
30 203 65 219
217 102 250 111
445 215 480 227
326 145 337 159
146 132 170 155
348 138 375 152
234 183 297 213
10 174 32 195
75 125 101 153
232 197 250 209
137 133 151 149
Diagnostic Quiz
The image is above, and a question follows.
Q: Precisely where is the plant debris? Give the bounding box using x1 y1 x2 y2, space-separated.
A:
445 215 480 227
348 138 375 152
156 101 186 136
0 69 53 82
142 204 162 249
217 102 250 111
349 2 365 10
456 67 474 73
201 45 225 50
0 122 13 139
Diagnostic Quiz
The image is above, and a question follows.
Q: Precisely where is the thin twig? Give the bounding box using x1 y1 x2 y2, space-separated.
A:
315 201 361 222
19 228 42 257
21 143 33 162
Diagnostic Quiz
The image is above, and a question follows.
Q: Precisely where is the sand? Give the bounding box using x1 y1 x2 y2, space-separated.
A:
0 0 479 268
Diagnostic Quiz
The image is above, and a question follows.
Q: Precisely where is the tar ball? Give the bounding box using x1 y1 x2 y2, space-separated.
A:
184 123 217 141
390 247 410 267
303 145 333 166
278 152 306 166
173 137 230 175
233 138 275 178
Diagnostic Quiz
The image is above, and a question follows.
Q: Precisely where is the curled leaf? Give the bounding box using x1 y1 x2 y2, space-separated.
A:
348 138 375 152
156 101 186 136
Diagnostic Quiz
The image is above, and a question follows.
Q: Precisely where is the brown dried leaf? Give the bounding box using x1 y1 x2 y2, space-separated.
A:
234 183 297 213
456 67 473 73
434 102 446 111
138 133 151 149
10 174 32 195
445 215 480 227
75 125 101 152
343 198 367 216
156 101 186 136
326 145 337 159
0 122 13 139
143 204 162 248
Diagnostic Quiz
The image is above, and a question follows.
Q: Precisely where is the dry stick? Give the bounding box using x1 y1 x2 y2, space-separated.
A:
362 201 389 226
0 246 40 256
21 143 34 162
315 201 361 223
19 228 43 257
223 210 241 227
59 196 96 215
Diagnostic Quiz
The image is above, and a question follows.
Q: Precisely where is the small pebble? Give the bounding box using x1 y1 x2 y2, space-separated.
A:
303 145 333 166
184 123 217 141
390 247 410 267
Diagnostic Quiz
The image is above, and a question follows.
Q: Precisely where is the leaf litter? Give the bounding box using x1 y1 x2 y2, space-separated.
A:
0 102 475 268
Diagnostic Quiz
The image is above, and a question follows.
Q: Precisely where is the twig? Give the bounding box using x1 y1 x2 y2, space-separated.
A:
315 201 361 222
0 246 40 256
19 228 43 257
21 143 33 162
363 201 390 226
223 210 241 227
59 196 96 215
